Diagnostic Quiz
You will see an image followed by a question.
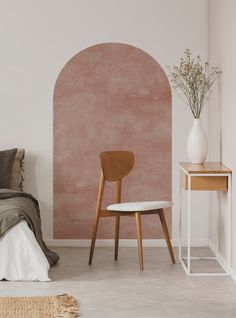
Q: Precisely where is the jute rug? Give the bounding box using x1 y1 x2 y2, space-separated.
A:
0 294 78 318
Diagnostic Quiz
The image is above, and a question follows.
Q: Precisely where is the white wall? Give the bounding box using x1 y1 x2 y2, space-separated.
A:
0 0 208 240
208 0 236 275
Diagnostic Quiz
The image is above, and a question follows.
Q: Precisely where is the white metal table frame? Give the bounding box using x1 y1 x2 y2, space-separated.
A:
179 164 232 276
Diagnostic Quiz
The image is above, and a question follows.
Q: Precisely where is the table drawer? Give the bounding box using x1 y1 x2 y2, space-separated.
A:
182 173 228 191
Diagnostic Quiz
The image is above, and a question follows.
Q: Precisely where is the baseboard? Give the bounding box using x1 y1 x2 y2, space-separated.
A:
231 269 236 282
46 239 168 247
45 238 208 248
208 239 228 274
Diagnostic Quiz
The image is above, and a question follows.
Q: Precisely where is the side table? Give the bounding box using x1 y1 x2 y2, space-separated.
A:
179 162 232 276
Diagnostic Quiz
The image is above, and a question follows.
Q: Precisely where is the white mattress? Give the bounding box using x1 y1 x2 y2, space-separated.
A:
0 221 50 281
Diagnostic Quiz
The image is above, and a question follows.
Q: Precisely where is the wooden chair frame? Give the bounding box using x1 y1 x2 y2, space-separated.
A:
88 151 175 270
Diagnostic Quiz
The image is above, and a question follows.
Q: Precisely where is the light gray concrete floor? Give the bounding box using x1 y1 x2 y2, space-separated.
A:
1 247 236 317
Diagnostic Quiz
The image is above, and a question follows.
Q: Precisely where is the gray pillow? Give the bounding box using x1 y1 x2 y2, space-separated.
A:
10 149 25 191
0 148 17 189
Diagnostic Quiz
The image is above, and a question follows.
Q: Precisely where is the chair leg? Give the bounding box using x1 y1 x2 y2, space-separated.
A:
159 209 175 264
88 214 100 265
114 216 120 260
135 212 144 270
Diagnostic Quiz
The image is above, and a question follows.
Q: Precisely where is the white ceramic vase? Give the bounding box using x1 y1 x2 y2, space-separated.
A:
187 118 208 164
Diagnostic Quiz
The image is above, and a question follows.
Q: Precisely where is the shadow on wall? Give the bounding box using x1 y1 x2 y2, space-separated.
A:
24 153 38 197
53 42 172 240
209 66 224 257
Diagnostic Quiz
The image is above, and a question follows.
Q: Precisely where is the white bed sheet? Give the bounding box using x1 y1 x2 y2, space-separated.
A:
0 221 50 281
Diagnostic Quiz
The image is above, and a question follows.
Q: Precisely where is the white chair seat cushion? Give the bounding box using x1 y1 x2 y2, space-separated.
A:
107 201 173 212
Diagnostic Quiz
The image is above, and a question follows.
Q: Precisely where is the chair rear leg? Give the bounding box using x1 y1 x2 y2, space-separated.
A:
135 212 144 270
159 209 175 264
89 214 100 265
114 216 120 260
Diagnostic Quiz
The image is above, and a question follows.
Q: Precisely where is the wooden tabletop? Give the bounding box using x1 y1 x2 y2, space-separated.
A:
179 162 232 174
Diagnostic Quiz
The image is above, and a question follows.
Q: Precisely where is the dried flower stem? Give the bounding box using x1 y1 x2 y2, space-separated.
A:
168 49 221 119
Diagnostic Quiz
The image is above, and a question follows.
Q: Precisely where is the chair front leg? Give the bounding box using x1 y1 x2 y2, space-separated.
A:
135 212 144 270
88 214 100 265
159 209 175 264
114 216 120 260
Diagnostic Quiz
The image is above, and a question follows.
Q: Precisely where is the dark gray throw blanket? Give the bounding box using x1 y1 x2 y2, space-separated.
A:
0 189 59 266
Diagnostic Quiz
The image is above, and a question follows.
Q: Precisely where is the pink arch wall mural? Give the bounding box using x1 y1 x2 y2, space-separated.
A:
53 43 172 239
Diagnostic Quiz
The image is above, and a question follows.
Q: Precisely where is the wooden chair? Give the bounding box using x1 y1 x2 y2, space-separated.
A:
88 151 175 270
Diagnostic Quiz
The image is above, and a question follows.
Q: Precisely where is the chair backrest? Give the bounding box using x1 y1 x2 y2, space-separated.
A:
100 151 134 182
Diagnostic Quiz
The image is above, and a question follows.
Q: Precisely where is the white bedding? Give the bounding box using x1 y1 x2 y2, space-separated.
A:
0 221 50 281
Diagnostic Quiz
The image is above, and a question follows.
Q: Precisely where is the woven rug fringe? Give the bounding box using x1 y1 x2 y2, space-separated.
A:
56 294 79 318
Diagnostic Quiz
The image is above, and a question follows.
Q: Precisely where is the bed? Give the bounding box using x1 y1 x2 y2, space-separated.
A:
0 148 59 281
0 221 50 281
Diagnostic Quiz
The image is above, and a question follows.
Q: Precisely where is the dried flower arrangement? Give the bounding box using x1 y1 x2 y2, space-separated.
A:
168 49 221 118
